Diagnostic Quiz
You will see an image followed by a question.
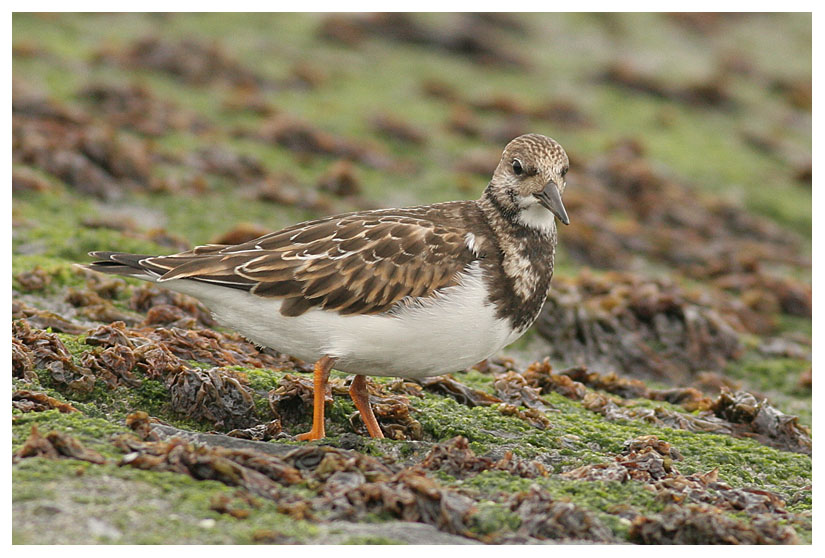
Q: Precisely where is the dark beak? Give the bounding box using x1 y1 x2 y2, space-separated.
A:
534 181 570 225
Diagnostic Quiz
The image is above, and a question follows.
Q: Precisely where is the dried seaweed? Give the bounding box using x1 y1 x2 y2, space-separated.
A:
322 467 477 537
65 287 142 325
133 341 188 379
13 266 52 292
282 445 394 483
523 358 811 454
12 166 52 193
14 425 106 464
244 174 329 211
316 159 362 197
79 344 140 388
537 271 744 381
142 326 298 371
267 373 328 428
129 284 217 328
598 62 734 108
521 359 588 400
369 114 428 145
13 319 96 393
563 435 683 483
185 146 266 181
79 83 210 137
418 375 502 407
318 13 525 68
13 90 155 200
83 321 133 348
250 114 400 171
420 436 547 479
168 367 257 431
492 371 549 411
116 436 306 504
226 420 283 441
560 366 711 411
12 338 36 382
13 390 79 414
629 503 797 544
508 485 615 542
711 390 812 454
348 377 422 440
496 405 553 430
209 492 261 519
210 223 272 246
125 410 161 441
96 37 265 88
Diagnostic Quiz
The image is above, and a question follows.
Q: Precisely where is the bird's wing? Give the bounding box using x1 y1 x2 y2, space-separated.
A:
139 212 479 316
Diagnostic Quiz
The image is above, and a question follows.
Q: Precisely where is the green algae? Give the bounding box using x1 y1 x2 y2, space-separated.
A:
12 457 319 544
12 409 130 460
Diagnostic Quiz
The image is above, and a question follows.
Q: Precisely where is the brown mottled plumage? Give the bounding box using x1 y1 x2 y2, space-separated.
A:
87 133 570 441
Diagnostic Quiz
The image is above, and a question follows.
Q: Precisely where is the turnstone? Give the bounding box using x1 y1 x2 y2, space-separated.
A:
87 133 570 441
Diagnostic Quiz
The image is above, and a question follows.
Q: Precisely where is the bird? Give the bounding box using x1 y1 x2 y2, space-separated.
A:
86 133 570 441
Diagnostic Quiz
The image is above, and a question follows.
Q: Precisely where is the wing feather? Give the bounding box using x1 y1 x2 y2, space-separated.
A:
133 212 479 316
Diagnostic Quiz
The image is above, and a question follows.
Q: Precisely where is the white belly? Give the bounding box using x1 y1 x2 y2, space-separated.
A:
159 263 524 378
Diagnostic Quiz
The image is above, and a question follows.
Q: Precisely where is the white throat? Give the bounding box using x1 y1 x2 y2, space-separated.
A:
516 203 557 235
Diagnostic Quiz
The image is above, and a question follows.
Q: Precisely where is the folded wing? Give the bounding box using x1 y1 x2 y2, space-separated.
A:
131 213 478 317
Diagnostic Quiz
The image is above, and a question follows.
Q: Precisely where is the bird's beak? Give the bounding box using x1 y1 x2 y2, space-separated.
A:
534 181 570 225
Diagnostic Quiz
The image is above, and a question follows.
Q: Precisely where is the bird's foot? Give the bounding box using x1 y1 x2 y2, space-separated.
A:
296 426 325 441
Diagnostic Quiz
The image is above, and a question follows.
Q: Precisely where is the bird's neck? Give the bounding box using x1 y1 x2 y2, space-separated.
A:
478 186 557 239
475 188 558 332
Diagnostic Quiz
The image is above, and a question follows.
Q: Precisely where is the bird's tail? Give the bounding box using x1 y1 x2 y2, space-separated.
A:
85 251 161 282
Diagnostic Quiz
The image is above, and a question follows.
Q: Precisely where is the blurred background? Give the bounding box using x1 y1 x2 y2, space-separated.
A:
11 12 812 544
12 12 811 386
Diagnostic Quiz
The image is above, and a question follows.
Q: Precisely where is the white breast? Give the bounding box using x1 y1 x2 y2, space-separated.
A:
159 262 522 378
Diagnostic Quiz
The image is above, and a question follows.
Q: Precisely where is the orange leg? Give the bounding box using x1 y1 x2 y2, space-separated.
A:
296 356 336 441
349 374 384 439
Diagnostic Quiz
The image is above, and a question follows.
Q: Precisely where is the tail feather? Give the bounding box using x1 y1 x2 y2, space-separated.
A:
86 251 160 280
85 251 255 291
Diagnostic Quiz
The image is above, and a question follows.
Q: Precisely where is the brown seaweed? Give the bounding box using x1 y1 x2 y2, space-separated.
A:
14 425 106 465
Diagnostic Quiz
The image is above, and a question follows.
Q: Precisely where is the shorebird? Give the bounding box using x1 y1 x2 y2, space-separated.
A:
87 133 570 441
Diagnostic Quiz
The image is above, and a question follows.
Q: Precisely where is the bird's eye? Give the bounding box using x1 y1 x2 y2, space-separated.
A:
561 167 568 177
512 159 523 176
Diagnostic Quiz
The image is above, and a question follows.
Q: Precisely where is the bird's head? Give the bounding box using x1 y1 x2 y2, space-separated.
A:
486 134 570 230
